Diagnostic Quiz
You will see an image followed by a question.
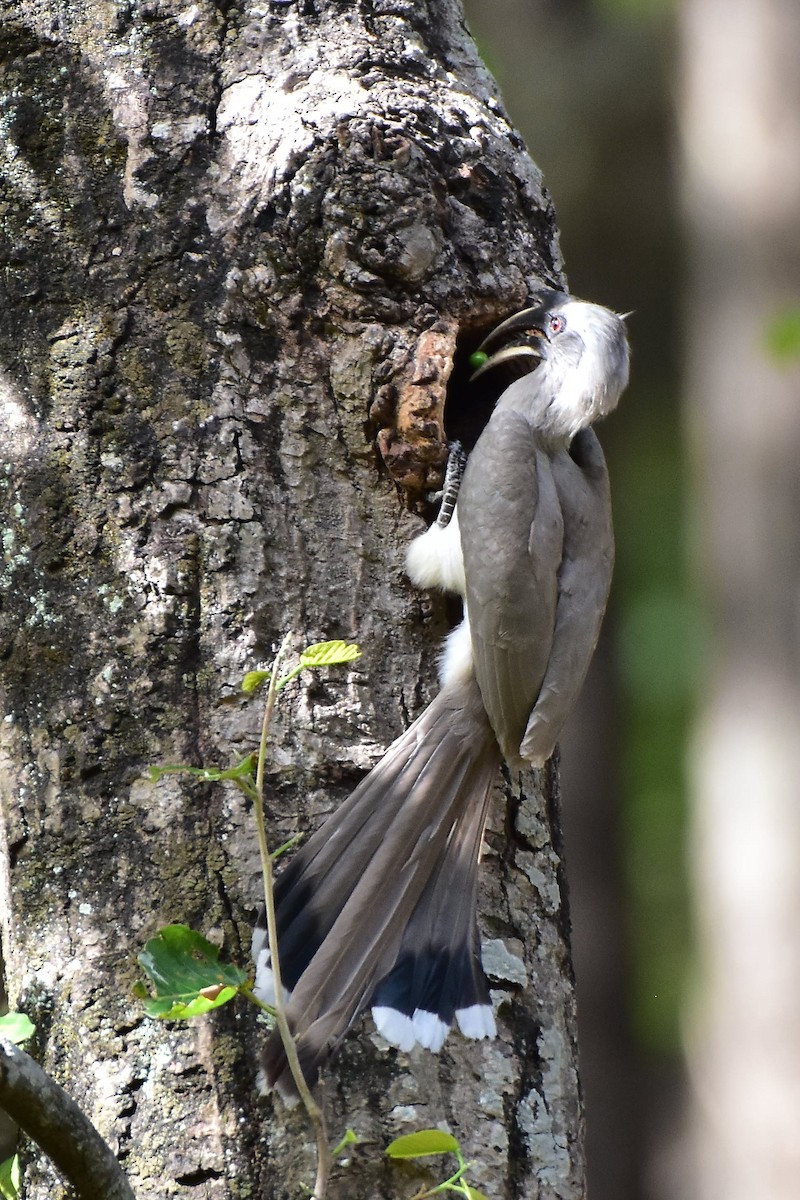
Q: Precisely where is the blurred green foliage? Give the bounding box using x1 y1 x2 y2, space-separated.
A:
612 389 699 1052
592 0 674 22
764 307 800 364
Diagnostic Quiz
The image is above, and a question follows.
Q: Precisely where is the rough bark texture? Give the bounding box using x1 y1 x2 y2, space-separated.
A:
0 1 583 1197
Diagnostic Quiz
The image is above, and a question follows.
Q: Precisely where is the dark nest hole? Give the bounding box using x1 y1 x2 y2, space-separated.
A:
419 314 543 630
443 317 542 456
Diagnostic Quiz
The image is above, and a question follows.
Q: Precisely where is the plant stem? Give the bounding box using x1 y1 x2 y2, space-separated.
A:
407 1154 471 1200
253 633 332 1199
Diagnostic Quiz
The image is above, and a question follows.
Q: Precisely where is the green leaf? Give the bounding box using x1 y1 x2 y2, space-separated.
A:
0 1012 35 1045
148 754 257 786
465 1189 490 1200
0 1155 19 1200
214 754 258 782
242 669 271 694
137 925 248 1020
299 641 361 668
385 1130 460 1159
331 1127 361 1159
148 763 207 782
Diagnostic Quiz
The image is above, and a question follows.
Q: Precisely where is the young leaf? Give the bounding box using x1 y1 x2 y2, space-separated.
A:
0 1012 35 1045
137 925 248 1020
149 754 257 786
299 641 361 668
0 1155 20 1200
213 754 258 782
242 669 271 694
385 1130 460 1159
330 1127 361 1159
148 763 211 782
465 1189 490 1200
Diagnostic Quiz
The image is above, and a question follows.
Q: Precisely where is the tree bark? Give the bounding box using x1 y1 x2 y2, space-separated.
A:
0 1 584 1196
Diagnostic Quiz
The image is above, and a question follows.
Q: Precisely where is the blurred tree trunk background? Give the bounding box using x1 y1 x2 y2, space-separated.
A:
680 1 800 1198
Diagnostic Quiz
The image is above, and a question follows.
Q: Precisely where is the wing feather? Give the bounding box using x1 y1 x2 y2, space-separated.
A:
520 427 614 764
457 408 564 765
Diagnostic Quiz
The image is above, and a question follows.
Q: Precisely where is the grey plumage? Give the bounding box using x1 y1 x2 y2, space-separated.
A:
255 292 630 1096
260 676 499 1096
458 409 565 767
519 429 614 763
459 294 627 767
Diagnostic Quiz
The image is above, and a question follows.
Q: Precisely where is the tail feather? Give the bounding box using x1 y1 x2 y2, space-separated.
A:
258 676 499 1097
253 693 461 996
370 759 496 1048
261 703 474 987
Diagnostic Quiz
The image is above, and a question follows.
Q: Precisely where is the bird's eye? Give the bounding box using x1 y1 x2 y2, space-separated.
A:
549 314 566 335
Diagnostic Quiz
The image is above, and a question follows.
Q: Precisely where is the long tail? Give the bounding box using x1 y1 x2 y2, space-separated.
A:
255 674 500 1097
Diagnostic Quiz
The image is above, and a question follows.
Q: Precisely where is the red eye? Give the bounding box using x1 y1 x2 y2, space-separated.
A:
549 314 565 335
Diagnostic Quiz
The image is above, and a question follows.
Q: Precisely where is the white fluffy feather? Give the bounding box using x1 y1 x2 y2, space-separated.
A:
407 507 474 686
438 617 473 686
406 510 466 597
252 927 291 1007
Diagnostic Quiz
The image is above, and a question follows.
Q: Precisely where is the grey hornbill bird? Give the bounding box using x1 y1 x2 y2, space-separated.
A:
254 290 630 1097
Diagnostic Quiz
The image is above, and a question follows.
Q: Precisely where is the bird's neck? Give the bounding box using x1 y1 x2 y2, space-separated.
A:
496 365 589 448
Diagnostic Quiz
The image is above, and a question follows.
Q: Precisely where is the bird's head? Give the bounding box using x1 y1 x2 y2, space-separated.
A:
472 291 630 440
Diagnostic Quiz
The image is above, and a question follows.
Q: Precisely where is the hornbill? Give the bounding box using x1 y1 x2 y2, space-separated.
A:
253 291 630 1097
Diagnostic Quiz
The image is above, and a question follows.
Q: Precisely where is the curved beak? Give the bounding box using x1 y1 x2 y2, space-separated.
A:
470 290 568 381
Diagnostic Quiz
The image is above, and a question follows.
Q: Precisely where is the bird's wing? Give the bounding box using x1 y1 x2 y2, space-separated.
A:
520 427 614 765
457 406 563 766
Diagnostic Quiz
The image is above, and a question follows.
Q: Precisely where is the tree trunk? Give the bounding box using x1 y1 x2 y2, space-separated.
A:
680 1 800 1197
0 2 585 1196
